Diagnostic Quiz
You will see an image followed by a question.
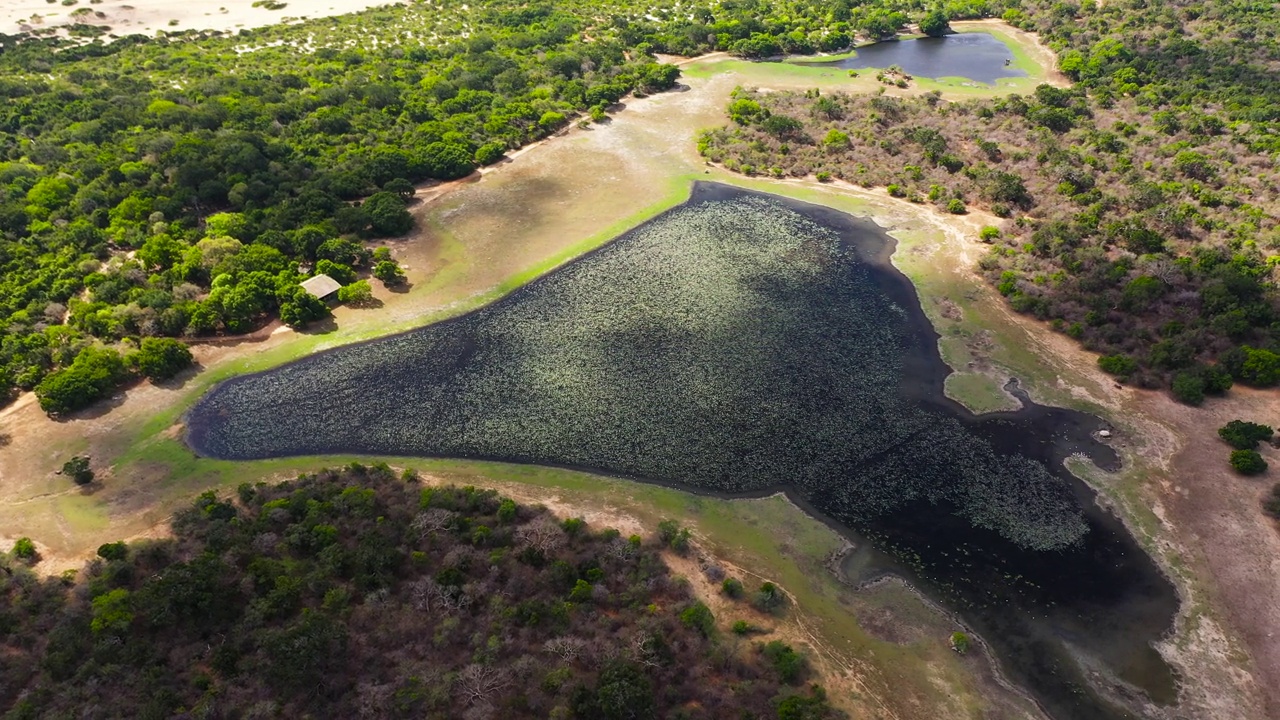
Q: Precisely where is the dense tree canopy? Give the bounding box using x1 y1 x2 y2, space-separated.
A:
0 0 693 410
0 465 839 719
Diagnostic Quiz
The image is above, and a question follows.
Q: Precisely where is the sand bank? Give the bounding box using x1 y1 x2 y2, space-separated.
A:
2 0 402 39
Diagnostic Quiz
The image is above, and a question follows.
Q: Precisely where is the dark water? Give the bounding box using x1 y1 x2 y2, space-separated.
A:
187 183 1178 719
811 33 1026 84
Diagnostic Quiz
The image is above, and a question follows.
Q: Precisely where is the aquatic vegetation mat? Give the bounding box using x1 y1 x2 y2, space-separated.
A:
189 184 1177 720
192 185 1077 549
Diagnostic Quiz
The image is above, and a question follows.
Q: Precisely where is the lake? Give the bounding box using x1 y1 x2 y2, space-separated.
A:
187 183 1177 720
809 32 1027 84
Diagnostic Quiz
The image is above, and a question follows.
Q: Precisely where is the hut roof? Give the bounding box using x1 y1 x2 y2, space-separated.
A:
300 274 342 299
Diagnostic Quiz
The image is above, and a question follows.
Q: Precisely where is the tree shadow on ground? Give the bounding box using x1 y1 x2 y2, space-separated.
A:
300 317 339 335
153 362 206 392
76 480 105 497
57 392 129 423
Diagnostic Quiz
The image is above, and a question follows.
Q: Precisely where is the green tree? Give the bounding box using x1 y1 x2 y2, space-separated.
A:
1097 354 1138 378
761 114 803 138
137 234 187 270
90 588 134 635
279 287 330 329
1171 372 1205 406
315 259 357 284
383 177 415 201
656 519 679 544
753 581 787 613
722 577 744 598
950 631 971 653
204 212 250 240
96 541 128 561
728 98 765 125
1230 449 1268 475
776 686 834 720
35 346 127 415
373 260 406 286
363 191 414 237
679 601 715 636
316 238 370 267
919 9 950 37
569 578 594 603
12 537 37 561
336 280 374 305
582 661 656 720
421 142 475 179
474 142 506 166
131 337 194 380
761 640 805 683
62 456 94 485
822 129 850 149
1218 420 1274 450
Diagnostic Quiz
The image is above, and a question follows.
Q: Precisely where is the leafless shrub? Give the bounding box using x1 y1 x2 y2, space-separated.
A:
412 508 456 538
515 517 564 555
543 635 587 663
454 664 508 708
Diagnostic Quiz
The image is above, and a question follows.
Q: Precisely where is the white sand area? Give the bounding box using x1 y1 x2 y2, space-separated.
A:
3 0 403 38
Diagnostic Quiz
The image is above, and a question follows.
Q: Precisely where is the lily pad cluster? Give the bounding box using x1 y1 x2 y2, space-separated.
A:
190 185 1085 552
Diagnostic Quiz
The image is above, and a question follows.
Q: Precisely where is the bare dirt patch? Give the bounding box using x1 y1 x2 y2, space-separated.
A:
1133 388 1280 719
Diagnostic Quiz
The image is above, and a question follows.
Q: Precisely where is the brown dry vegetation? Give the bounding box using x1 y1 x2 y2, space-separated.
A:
699 84 1280 399
0 465 841 719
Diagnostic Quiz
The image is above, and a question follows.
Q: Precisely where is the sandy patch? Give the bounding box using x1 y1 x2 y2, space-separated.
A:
2 0 402 38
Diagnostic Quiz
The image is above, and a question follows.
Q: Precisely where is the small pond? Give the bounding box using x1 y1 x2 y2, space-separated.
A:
808 32 1026 84
188 183 1177 720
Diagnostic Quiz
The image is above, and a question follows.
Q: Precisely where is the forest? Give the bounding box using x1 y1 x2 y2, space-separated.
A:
6 0 1273 412
0 464 838 719
0 0 1034 415
0 0 692 413
0 0 1007 416
699 0 1280 402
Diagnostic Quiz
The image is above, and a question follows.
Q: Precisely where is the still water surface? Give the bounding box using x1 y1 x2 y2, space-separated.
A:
811 33 1026 84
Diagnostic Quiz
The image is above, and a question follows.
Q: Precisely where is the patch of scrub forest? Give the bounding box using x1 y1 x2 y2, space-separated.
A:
0 0 1011 418
699 0 1280 405
0 463 839 720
